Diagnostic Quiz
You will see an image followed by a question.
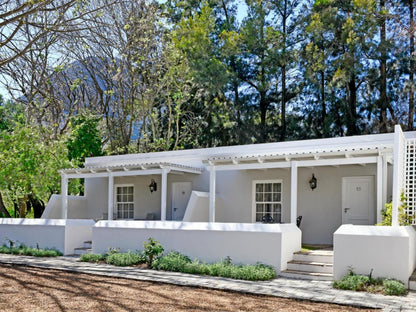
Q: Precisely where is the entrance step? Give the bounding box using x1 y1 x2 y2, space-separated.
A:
281 249 334 281
74 241 92 256
280 269 333 281
287 260 333 274
409 269 416 290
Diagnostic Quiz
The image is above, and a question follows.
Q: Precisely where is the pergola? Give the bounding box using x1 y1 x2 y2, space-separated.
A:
206 144 394 225
59 162 203 220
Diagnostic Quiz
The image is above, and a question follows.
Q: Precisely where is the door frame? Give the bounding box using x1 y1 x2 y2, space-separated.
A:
341 176 375 225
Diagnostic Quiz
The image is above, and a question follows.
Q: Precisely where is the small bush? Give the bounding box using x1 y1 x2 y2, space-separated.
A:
80 253 106 263
333 269 407 296
333 274 369 291
153 252 276 281
0 244 62 257
383 279 407 296
143 238 164 268
105 251 145 266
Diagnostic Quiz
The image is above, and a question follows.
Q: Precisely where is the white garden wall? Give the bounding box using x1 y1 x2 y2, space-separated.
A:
41 194 88 219
93 221 301 272
334 225 416 284
0 219 95 255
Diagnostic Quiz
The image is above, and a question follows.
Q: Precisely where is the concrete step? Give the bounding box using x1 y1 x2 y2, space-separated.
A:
287 260 333 274
280 269 333 281
74 247 92 256
293 250 333 264
83 241 92 248
409 270 416 290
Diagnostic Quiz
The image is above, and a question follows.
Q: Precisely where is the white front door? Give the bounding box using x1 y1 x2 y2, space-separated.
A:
342 176 375 225
171 182 192 221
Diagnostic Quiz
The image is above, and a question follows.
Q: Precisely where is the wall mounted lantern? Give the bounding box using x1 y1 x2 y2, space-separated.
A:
149 179 157 193
309 174 317 190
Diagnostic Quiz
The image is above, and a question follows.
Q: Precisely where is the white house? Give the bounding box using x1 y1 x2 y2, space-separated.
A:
1 125 416 286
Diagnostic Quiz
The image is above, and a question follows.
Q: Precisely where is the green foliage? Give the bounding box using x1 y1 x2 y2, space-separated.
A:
80 253 106 263
153 251 276 281
0 244 62 257
105 251 145 266
383 279 407 296
66 113 103 167
377 193 413 226
333 269 407 296
143 238 164 268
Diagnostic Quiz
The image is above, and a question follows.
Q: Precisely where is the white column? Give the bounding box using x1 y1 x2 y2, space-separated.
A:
108 173 114 220
382 155 388 209
209 167 216 222
376 156 383 224
392 125 404 226
160 169 169 221
61 174 68 219
290 161 298 224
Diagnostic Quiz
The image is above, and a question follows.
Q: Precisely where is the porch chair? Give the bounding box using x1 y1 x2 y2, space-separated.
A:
296 215 302 228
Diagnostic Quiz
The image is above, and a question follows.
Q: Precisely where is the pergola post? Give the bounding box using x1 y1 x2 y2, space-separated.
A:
61 174 68 219
108 173 114 220
376 156 383 224
209 166 216 222
160 169 169 221
392 125 405 226
290 161 298 224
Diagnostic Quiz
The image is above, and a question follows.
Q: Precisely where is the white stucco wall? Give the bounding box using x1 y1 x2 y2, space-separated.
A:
41 194 88 219
182 191 209 222
333 225 416 284
93 221 301 272
0 219 95 255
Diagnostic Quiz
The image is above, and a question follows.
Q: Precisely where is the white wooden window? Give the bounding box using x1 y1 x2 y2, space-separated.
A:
116 185 134 219
253 180 282 223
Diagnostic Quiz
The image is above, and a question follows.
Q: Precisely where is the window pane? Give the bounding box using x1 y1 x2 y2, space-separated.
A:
127 194 133 202
264 193 272 202
276 183 281 192
256 193 263 202
127 187 133 194
256 213 262 222
273 183 278 192
256 184 263 192
265 184 272 192
256 204 263 214
265 203 271 213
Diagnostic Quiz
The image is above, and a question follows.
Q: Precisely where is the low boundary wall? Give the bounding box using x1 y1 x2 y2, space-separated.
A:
334 225 416 284
0 219 95 255
93 221 301 272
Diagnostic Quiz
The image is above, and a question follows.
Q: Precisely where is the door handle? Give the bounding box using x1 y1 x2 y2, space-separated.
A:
344 208 350 213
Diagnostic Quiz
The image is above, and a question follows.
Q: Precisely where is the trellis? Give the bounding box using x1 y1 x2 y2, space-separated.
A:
406 138 416 224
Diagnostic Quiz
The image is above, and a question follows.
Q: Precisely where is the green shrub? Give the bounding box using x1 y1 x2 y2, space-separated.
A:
153 252 276 281
383 279 407 296
0 244 62 257
143 238 164 268
80 253 106 263
377 193 413 226
333 274 369 291
105 251 145 266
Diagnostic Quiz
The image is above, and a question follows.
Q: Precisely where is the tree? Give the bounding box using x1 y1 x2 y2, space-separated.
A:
67 113 103 167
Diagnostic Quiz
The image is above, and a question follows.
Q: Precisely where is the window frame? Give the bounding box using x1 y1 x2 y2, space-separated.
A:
114 184 135 220
252 179 283 223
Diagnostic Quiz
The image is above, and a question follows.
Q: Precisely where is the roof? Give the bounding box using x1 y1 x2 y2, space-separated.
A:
60 162 204 175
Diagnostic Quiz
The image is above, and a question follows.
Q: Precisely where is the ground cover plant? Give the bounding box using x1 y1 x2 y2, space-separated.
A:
0 244 62 257
153 251 276 281
333 269 407 296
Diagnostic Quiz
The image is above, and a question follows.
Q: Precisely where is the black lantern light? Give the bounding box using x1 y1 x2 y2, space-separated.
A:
309 174 317 190
149 179 157 193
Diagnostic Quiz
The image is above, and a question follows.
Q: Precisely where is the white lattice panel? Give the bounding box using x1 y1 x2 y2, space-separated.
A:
406 139 416 224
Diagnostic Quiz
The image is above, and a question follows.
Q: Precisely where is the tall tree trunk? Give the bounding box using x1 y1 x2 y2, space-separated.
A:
320 70 328 137
346 77 359 135
280 0 288 142
0 191 11 218
409 0 415 130
379 0 388 133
